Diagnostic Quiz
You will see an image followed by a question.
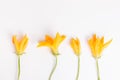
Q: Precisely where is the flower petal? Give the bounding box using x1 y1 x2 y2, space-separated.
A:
22 37 28 52
45 35 54 44
12 35 20 53
103 39 112 48
20 35 28 51
37 41 52 48
54 32 66 48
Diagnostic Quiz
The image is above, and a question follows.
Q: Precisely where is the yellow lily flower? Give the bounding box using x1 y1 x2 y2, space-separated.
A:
70 37 81 80
37 32 66 55
88 34 112 80
88 34 112 58
12 34 29 80
70 37 81 56
37 32 66 80
12 35 28 55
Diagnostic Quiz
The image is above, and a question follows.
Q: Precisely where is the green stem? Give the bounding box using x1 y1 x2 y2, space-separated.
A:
49 56 58 80
18 56 21 80
76 56 80 80
96 58 100 80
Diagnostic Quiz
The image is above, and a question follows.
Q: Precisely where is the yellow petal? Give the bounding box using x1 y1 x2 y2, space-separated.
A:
76 38 80 54
96 39 101 56
88 39 95 54
97 37 104 55
103 39 112 48
53 32 66 49
12 35 20 53
20 35 28 51
22 37 28 52
54 32 60 46
37 41 52 48
88 39 96 57
95 38 100 52
60 35 66 42
100 37 104 45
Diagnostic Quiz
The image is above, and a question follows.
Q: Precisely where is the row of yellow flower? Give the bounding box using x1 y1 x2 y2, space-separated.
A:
12 32 112 80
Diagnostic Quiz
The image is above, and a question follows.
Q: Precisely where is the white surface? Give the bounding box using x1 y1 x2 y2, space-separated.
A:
0 0 119 80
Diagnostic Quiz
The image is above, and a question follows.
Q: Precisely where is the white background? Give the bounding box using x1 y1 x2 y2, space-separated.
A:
0 0 119 80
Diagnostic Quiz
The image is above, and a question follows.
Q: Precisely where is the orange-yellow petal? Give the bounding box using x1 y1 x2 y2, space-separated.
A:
93 34 97 42
22 37 28 52
60 35 66 42
53 32 66 49
20 35 27 51
88 39 96 55
76 38 80 53
70 39 77 53
37 41 52 48
103 39 112 48
12 35 20 53
54 32 60 47
45 35 54 44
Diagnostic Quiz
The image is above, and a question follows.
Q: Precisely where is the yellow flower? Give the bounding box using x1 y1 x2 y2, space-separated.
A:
88 34 112 58
70 37 81 80
12 35 29 55
70 38 81 56
37 32 66 55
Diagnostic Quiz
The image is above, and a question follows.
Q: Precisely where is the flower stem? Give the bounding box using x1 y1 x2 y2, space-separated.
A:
49 56 58 80
18 56 21 80
76 56 80 80
96 58 100 80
